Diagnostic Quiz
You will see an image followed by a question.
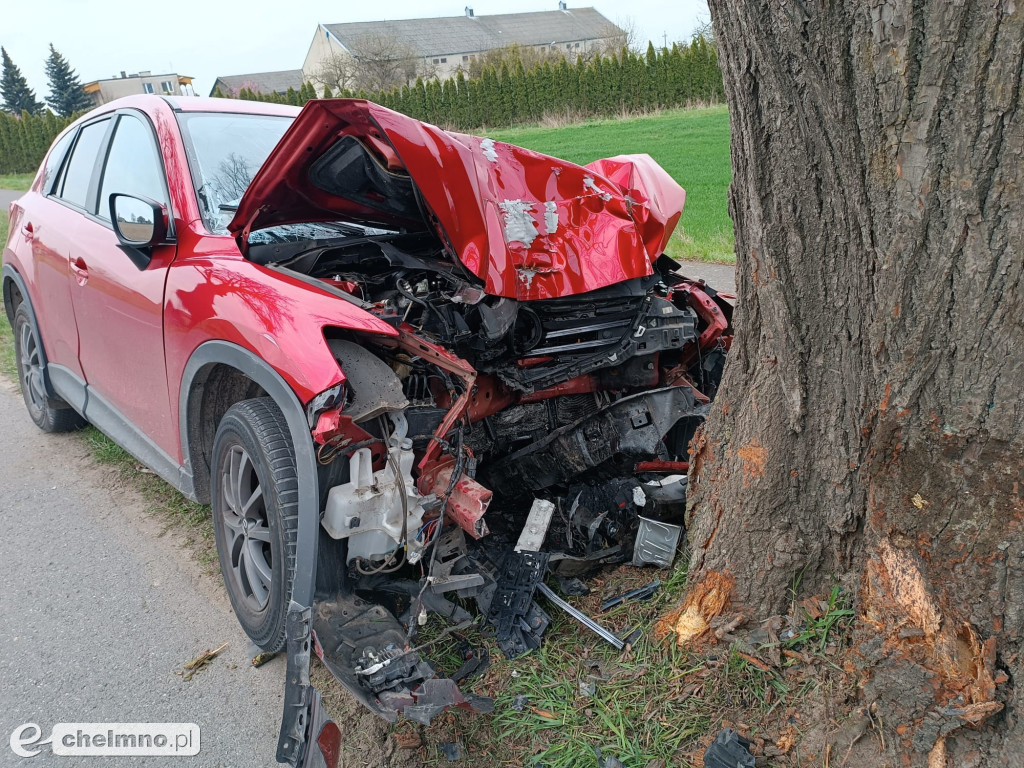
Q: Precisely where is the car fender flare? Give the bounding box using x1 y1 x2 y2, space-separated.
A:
179 339 319 603
179 340 318 767
2 263 59 399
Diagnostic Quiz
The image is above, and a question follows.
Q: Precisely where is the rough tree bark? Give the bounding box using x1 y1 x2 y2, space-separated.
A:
688 1 1023 764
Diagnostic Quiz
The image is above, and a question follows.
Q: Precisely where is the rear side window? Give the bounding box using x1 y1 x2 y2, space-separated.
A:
58 118 111 210
41 131 75 195
97 113 168 221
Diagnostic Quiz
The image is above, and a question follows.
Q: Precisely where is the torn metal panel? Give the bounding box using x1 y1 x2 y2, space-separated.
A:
633 517 682 568
230 99 686 300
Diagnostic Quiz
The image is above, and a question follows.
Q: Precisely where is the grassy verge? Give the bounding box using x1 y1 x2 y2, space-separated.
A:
0 173 33 191
0 212 16 380
489 106 734 264
82 425 218 568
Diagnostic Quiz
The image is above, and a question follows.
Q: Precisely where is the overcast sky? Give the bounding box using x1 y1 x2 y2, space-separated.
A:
4 0 710 99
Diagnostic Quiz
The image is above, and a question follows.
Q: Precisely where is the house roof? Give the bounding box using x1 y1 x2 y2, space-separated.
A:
323 7 619 58
211 69 305 96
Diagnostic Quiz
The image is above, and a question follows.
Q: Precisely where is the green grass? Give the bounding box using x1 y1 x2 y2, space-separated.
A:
489 106 734 263
0 173 33 191
0 212 15 381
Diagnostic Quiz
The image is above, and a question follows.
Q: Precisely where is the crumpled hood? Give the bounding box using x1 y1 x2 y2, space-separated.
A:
229 99 686 300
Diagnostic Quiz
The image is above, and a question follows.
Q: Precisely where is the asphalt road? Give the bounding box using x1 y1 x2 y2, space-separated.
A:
676 260 736 295
0 188 21 211
0 379 285 766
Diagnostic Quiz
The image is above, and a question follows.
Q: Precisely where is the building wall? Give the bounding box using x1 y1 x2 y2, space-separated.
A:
302 28 622 95
302 26 349 95
89 74 184 106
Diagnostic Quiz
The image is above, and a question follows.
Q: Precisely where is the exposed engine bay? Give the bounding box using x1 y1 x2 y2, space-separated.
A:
225 98 736 755
278 230 733 724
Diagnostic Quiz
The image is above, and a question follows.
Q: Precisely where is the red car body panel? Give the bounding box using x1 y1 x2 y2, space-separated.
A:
5 97 400 466
230 100 686 301
162 224 398 462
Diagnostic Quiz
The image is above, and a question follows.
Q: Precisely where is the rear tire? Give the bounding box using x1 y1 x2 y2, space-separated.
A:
13 304 85 433
211 398 298 652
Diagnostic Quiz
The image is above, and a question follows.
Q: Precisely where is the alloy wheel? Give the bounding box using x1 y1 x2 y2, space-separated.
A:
19 321 46 416
218 444 273 611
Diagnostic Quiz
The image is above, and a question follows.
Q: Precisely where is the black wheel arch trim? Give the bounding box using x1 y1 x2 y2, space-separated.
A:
3 264 59 400
178 340 319 767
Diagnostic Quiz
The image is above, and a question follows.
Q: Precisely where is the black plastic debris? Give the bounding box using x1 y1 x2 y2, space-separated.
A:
483 551 551 658
556 575 591 596
703 728 756 768
451 638 490 684
594 746 626 768
439 742 462 761
511 693 529 711
601 579 662 611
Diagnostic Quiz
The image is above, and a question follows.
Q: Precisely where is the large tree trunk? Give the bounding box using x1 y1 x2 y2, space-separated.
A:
689 1 1024 763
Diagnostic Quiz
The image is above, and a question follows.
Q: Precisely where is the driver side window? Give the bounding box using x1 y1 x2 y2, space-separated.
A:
97 113 168 222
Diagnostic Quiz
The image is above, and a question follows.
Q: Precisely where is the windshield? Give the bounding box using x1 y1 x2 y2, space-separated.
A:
177 112 293 233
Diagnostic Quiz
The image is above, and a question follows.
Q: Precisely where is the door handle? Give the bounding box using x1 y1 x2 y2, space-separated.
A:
70 257 89 285
21 222 33 237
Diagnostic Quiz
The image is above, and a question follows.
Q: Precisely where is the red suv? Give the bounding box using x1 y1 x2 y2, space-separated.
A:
4 95 732 766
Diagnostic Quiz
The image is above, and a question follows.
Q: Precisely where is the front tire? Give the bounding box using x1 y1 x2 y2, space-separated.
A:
13 304 85 433
211 398 298 652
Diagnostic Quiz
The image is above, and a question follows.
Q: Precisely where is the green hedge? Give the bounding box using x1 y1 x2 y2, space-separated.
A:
0 39 722 175
0 109 75 174
235 39 723 130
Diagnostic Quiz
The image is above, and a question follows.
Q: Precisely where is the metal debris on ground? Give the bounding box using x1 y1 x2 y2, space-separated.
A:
601 579 662 611
536 583 625 650
632 518 683 568
703 728 756 768
180 642 228 682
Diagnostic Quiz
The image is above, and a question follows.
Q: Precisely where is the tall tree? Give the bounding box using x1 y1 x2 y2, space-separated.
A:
44 44 90 117
1 47 43 115
686 2 1023 766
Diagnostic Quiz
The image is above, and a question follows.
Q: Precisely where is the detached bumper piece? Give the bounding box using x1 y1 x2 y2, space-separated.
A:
311 592 493 725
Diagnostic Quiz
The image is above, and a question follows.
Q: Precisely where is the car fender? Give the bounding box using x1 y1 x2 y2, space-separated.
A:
178 339 319 767
2 263 59 400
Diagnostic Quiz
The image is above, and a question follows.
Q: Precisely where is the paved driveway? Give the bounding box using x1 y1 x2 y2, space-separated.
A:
0 381 285 766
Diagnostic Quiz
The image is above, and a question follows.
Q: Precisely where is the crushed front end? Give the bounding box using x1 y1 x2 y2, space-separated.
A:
228 99 734 767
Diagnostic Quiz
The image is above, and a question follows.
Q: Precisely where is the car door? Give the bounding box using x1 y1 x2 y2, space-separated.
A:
24 121 112 387
67 109 179 457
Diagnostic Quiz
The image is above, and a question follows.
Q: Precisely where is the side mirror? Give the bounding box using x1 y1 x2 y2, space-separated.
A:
109 193 168 248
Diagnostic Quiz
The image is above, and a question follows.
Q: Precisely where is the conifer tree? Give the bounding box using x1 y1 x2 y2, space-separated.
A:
1 48 44 114
44 44 91 117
